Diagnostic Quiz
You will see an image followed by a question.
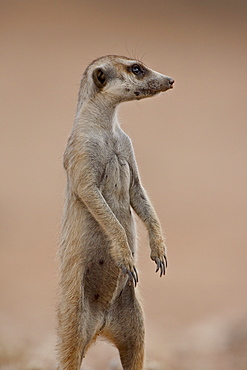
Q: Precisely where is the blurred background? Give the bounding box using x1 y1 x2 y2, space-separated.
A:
0 1 246 369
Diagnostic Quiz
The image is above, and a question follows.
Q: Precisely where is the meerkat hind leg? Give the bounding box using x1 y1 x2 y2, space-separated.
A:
104 286 145 370
57 300 102 370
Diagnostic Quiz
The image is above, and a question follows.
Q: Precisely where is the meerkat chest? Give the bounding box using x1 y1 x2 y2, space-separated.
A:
100 151 131 201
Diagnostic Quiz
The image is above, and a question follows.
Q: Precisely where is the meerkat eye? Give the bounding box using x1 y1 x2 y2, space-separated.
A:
131 64 144 76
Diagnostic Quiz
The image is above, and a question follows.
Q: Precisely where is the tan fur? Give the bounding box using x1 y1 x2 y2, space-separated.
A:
56 55 174 369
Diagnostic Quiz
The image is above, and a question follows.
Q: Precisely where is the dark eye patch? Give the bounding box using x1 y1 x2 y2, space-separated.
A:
131 64 144 75
127 63 148 78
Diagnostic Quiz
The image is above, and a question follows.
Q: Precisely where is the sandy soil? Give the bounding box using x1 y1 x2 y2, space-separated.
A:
0 1 246 369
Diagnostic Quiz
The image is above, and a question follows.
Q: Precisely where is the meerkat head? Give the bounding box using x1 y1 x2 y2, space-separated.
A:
78 55 174 108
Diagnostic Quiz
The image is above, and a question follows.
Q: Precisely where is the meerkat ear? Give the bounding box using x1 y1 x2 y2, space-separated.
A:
92 68 107 88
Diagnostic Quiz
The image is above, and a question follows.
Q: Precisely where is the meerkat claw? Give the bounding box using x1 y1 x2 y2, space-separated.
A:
164 255 168 269
129 267 138 287
130 270 137 287
160 259 165 277
133 266 139 284
153 257 160 273
159 261 164 277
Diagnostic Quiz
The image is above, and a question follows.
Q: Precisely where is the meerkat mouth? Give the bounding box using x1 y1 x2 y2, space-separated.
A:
134 87 169 98
134 90 157 99
135 88 160 95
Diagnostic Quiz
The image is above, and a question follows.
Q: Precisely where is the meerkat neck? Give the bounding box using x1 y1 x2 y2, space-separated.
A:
76 97 119 132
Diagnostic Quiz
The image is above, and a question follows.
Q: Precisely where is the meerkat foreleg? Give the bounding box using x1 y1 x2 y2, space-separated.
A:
129 167 167 276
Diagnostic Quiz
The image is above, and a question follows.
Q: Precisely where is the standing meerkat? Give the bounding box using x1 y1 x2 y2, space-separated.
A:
57 55 174 370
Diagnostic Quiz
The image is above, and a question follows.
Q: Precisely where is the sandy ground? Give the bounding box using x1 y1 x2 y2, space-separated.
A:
0 1 247 369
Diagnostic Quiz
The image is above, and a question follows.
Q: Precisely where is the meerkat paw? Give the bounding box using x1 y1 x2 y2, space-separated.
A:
150 243 168 277
112 245 138 286
117 252 138 287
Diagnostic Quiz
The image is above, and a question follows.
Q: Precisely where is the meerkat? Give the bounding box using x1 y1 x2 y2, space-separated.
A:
56 55 174 370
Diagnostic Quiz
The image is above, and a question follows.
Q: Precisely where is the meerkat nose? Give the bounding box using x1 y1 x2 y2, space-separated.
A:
168 78 175 87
